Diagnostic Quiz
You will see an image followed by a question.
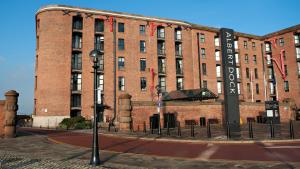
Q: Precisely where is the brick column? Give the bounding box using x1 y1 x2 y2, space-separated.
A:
119 93 132 131
4 90 19 138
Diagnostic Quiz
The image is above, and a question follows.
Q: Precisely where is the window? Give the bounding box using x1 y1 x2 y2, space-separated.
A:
216 65 221 78
254 68 258 79
234 40 238 49
118 57 125 70
245 54 249 63
97 74 104 92
140 25 145 35
256 84 259 94
200 33 205 43
296 47 300 59
35 76 37 90
157 41 165 55
140 77 147 91
98 54 104 71
247 83 251 93
284 81 289 92
266 54 272 64
36 36 39 50
140 40 146 52
72 16 83 30
214 36 220 46
284 65 288 76
118 76 125 91
215 50 220 61
95 19 104 32
202 63 207 75
201 48 206 58
140 58 146 71
237 83 241 95
246 68 250 78
118 22 124 32
157 27 165 39
235 53 239 63
176 59 183 75
175 43 182 56
71 95 81 107
158 58 166 74
95 35 104 51
279 38 284 46
118 38 125 50
217 82 222 94
71 74 82 91
203 80 207 88
72 53 82 70
96 74 104 104
265 43 271 52
159 77 166 92
268 68 274 79
282 51 286 60
243 41 248 49
176 78 184 90
175 28 182 40
253 55 257 64
236 67 240 79
72 33 82 49
295 34 300 44
269 82 275 94
252 42 256 49
298 62 300 75
36 19 40 30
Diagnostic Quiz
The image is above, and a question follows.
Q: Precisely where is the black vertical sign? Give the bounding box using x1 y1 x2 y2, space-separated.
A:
220 28 240 131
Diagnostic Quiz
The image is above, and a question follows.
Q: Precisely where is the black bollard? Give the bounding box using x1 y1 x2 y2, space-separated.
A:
226 121 231 139
151 119 154 134
270 120 274 138
289 120 294 139
177 121 181 137
248 121 254 139
108 122 111 132
191 122 195 137
207 121 211 138
143 121 146 133
167 121 170 136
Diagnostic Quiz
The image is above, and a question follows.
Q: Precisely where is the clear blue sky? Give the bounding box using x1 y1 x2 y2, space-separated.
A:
0 0 299 115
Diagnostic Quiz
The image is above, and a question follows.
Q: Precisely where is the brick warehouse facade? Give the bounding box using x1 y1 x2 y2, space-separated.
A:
33 5 300 128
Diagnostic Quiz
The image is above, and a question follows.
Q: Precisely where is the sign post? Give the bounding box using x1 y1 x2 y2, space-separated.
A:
265 101 280 124
220 28 240 136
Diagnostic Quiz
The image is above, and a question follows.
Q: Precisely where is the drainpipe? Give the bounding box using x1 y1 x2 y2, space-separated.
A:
197 33 202 88
261 43 267 101
112 18 117 125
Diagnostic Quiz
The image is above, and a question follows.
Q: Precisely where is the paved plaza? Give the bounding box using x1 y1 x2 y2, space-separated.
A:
0 128 299 169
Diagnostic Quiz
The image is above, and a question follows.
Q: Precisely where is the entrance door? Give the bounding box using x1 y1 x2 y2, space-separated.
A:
149 114 159 129
164 113 176 128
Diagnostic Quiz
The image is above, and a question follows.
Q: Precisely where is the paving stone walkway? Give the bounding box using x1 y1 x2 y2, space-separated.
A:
0 129 299 169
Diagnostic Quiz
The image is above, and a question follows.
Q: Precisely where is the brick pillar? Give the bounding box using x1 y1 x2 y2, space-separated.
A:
4 90 19 138
119 93 132 131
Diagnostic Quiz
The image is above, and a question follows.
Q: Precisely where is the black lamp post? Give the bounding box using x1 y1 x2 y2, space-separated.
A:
89 49 102 166
155 85 162 135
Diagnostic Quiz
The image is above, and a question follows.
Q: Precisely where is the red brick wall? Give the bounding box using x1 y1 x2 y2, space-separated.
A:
131 101 293 130
0 100 5 137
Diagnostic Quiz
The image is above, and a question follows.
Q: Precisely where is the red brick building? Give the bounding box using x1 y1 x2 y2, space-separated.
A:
33 5 300 128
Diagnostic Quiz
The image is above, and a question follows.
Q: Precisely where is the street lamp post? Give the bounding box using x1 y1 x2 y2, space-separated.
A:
89 49 102 166
155 85 162 135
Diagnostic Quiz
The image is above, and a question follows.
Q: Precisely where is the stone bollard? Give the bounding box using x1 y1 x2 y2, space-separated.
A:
4 90 19 138
119 93 132 131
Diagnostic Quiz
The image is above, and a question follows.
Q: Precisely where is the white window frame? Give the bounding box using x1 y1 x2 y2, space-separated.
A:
217 82 222 94
215 51 220 61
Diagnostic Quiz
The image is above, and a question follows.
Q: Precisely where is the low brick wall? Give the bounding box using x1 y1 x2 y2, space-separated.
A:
131 101 293 130
0 100 5 137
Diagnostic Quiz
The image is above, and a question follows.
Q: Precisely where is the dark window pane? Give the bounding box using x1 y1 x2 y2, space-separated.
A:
118 23 124 32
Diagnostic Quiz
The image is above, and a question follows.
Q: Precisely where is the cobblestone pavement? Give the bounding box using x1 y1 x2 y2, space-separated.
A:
0 130 299 169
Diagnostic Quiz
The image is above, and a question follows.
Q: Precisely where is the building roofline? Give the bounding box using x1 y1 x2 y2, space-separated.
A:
37 5 299 40
262 24 300 39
